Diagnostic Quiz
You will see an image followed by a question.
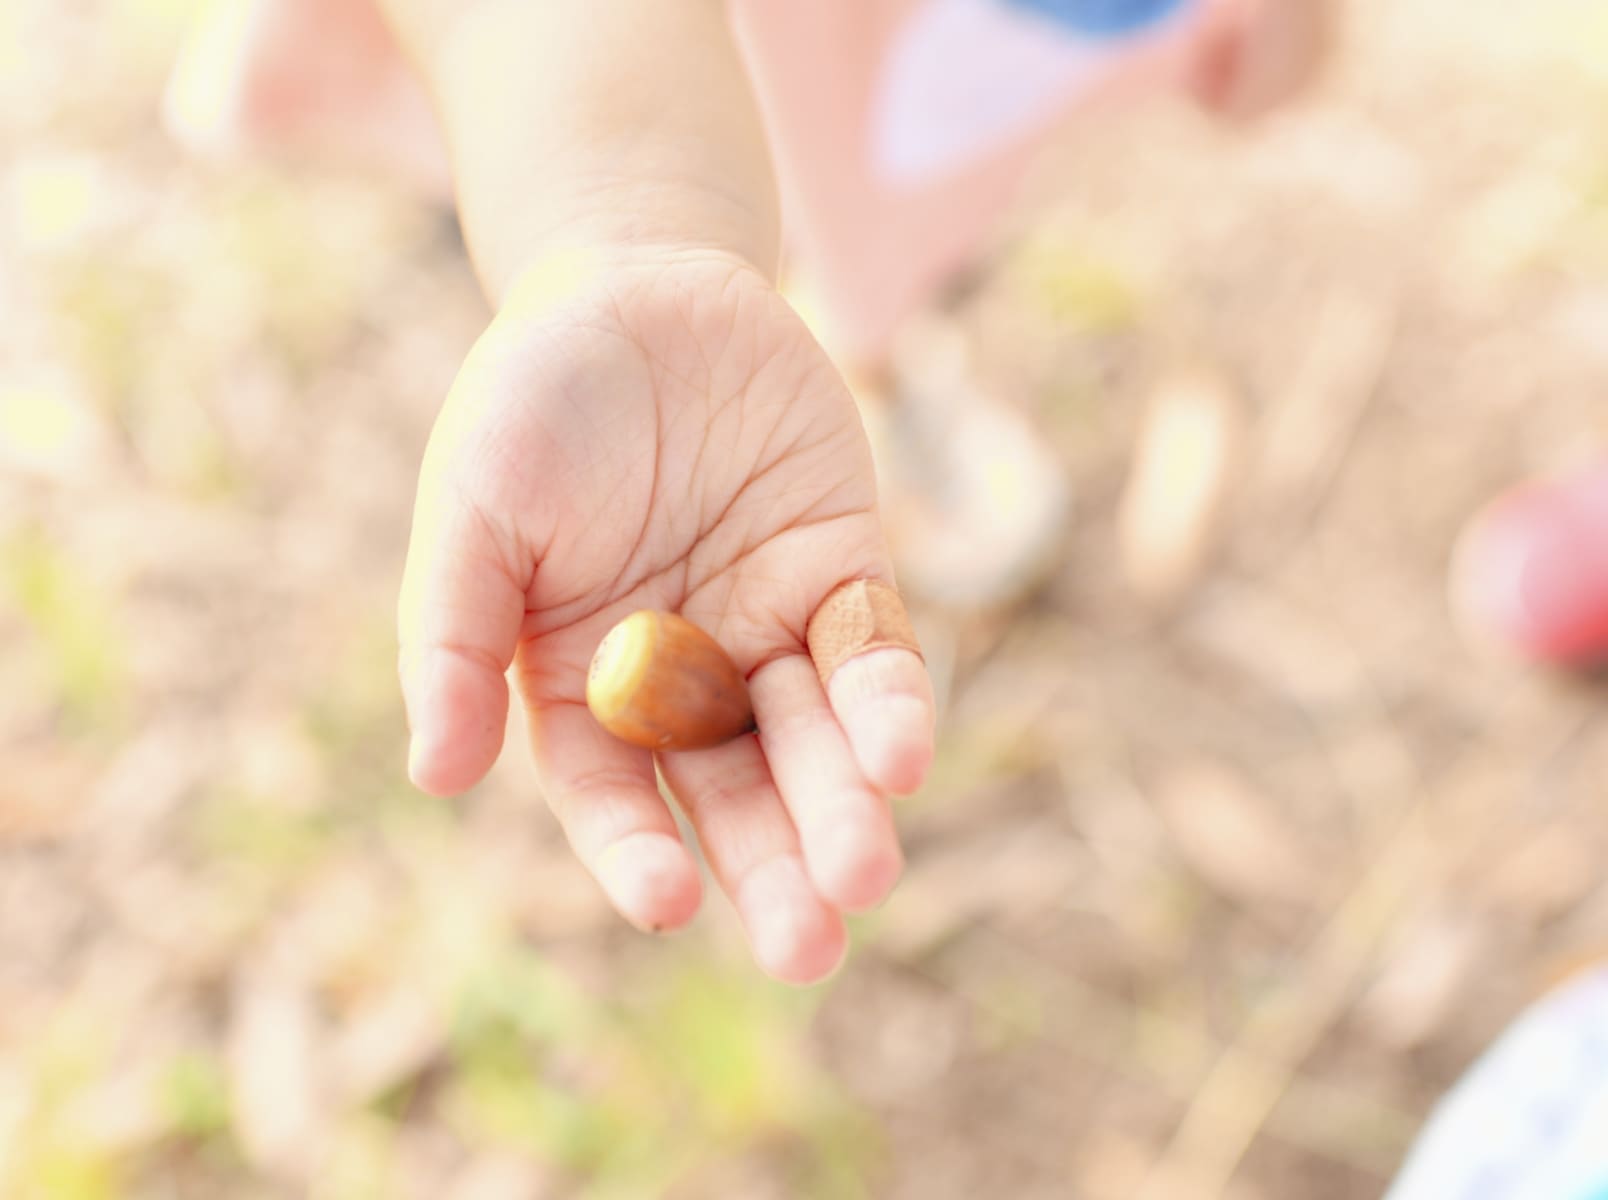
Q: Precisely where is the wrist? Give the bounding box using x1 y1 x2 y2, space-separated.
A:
472 172 779 306
494 240 766 337
402 0 780 301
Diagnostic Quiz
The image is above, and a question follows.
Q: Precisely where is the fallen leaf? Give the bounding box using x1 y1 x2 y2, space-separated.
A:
1119 366 1243 608
1152 759 1321 909
1356 912 1485 1050
0 1066 28 1182
227 969 326 1178
1480 823 1601 924
330 984 443 1104
878 823 1085 958
0 753 91 844
1250 285 1395 533
446 1151 556 1200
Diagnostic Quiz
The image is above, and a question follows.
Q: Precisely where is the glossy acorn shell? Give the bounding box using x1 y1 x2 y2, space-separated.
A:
585 611 755 751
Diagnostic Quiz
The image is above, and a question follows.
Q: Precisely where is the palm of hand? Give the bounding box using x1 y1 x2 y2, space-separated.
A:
400 255 934 984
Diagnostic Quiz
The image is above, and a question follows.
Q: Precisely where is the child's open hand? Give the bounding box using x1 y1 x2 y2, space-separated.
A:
397 249 936 984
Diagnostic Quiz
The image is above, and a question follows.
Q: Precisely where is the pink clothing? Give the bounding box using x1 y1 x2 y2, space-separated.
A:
732 0 1213 357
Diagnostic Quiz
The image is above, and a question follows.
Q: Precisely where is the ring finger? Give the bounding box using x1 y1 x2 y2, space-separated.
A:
660 735 847 985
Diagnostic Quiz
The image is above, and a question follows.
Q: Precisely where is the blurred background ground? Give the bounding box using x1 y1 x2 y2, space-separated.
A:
3 0 1608 1197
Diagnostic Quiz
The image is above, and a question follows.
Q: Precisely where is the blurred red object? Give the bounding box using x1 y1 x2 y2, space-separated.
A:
1453 464 1608 666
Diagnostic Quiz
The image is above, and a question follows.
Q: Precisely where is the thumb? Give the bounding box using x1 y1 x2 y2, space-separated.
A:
397 469 527 796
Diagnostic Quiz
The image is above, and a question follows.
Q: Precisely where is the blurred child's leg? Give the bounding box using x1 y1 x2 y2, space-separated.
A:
744 0 1329 605
737 0 1330 363
164 0 450 192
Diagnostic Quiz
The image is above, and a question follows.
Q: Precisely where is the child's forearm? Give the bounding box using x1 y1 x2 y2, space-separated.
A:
378 0 780 300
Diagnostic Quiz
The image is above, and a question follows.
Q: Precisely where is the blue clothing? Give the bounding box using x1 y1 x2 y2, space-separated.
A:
1004 0 1190 37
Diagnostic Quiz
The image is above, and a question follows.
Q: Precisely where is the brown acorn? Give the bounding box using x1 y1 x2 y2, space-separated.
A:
585 611 754 751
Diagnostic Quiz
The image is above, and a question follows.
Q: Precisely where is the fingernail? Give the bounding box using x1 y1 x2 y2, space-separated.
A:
817 823 903 914
595 834 702 933
741 858 847 985
854 695 935 795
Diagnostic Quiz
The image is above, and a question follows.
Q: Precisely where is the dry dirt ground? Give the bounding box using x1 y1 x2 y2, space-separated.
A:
3 1 1608 1197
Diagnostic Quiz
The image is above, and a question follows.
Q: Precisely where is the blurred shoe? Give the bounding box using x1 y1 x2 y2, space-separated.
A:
1450 464 1608 667
858 319 1073 610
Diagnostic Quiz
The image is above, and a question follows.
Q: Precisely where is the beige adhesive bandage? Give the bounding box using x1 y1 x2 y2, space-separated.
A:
806 579 922 688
